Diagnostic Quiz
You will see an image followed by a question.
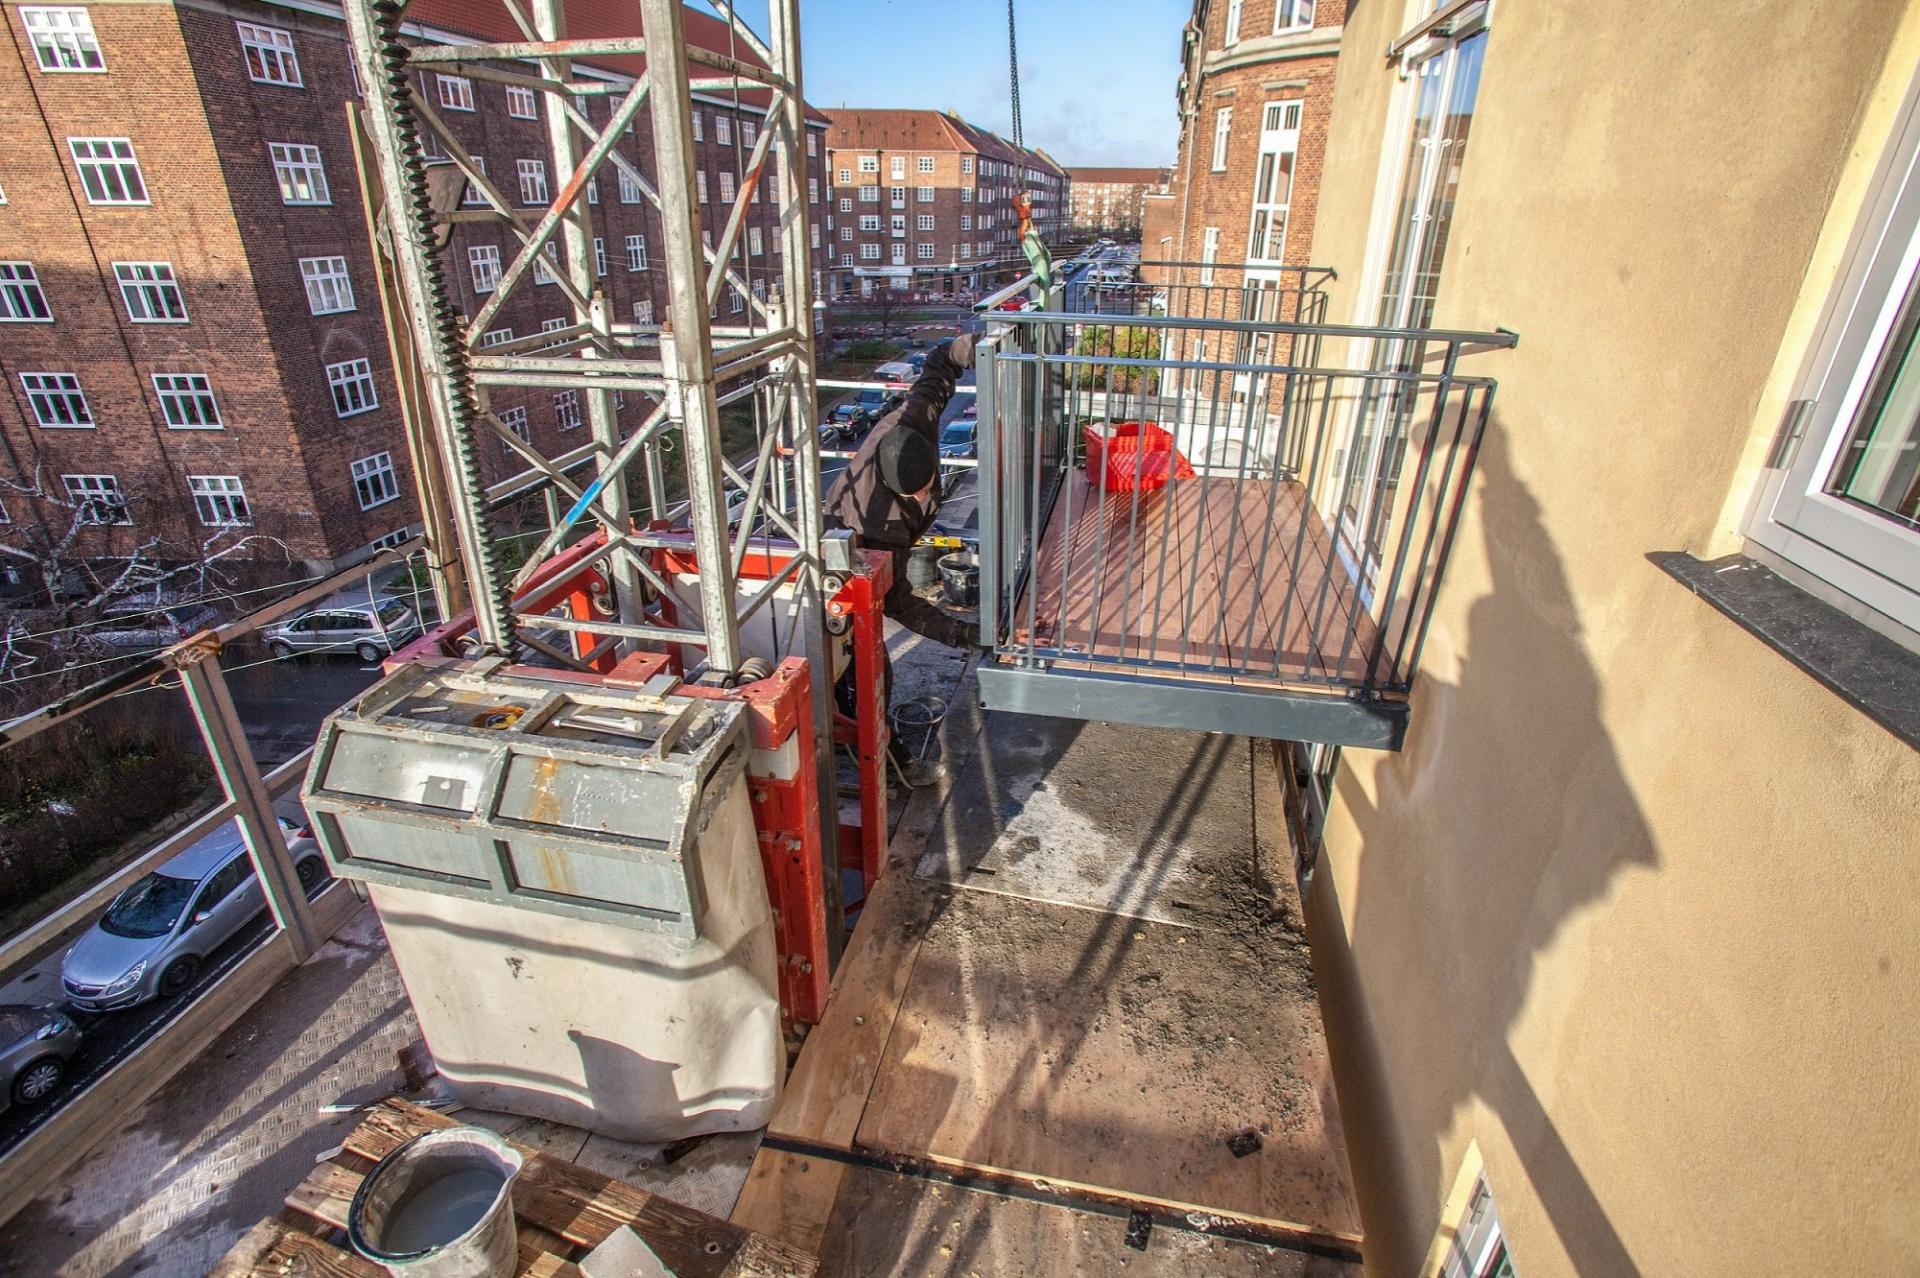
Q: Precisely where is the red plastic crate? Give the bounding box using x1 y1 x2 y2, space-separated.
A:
1083 421 1195 493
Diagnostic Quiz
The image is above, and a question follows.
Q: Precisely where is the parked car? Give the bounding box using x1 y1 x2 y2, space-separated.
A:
262 600 421 664
60 817 326 1012
0 1004 81 1109
907 352 928 374
939 419 977 460
90 597 219 650
873 361 916 386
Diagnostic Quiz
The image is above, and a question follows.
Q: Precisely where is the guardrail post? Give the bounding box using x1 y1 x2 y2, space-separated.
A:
976 333 1001 647
178 653 319 961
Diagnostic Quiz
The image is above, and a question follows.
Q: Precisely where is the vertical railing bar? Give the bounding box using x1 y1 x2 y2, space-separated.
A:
1401 377 1493 687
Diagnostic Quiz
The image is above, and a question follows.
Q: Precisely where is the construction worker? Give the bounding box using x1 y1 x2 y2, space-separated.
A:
824 333 976 783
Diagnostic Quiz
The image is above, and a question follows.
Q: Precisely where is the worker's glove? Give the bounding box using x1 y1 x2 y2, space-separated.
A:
944 334 976 369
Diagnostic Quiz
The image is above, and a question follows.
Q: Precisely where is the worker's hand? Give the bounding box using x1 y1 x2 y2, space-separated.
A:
943 334 976 369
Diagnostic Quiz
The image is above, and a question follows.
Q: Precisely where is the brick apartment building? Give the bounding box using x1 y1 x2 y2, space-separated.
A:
1141 0 1341 293
1066 166 1167 237
820 108 1069 301
0 0 827 589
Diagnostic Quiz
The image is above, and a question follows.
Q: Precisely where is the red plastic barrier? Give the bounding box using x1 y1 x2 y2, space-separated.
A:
1084 421 1196 493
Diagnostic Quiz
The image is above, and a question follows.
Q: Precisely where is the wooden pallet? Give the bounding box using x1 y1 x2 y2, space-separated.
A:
208 1097 816 1278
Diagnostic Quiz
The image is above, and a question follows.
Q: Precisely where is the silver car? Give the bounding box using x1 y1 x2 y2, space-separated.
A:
60 818 326 1012
261 600 421 664
0 1004 81 1109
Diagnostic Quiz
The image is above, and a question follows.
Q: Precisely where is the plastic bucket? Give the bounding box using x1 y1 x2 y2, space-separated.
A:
348 1127 524 1278
937 552 979 607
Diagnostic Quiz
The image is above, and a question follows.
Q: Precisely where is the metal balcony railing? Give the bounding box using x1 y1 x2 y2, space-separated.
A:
973 264 1515 749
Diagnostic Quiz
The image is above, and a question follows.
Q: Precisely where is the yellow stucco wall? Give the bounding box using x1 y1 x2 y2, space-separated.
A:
1304 3 1920 1275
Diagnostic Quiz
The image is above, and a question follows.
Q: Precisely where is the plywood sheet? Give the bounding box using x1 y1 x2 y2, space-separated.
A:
853 888 1360 1238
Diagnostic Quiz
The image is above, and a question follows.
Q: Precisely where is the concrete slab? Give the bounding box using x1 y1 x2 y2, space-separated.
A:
915 711 1259 931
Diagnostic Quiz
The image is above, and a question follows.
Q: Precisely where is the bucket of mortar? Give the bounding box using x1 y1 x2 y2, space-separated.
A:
348 1126 525 1278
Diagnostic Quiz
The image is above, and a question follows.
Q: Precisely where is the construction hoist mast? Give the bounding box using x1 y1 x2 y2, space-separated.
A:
341 0 841 895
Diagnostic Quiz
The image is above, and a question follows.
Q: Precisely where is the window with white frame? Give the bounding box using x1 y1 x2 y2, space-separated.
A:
916 243 935 260
858 243 879 261
236 21 300 85
748 226 763 256
539 317 567 347
840 227 852 242
809 177 819 204
840 252 853 266
960 186 971 203
462 156 490 206
961 156 973 175
20 372 91 427
890 186 905 208
63 474 128 524
1275 0 1315 33
326 357 378 416
1246 101 1300 262
23 8 104 72
554 389 581 429
505 84 537 118
113 261 186 321
917 214 935 231
1200 226 1220 285
593 237 607 277
917 185 934 203
808 133 818 157
619 168 642 203
811 224 820 249
0 263 52 322
697 170 709 203
715 115 732 145
1211 108 1232 172
890 244 906 266
859 184 879 203
188 475 249 526
518 159 547 204
959 243 970 259
350 452 398 509
889 156 906 179
499 405 530 441
436 74 475 111
719 171 736 202
837 197 851 213
469 244 501 293
270 142 330 205
625 234 646 270
633 298 653 325
917 156 935 174
153 372 220 428
730 287 744 314
1748 63 1920 635
1223 0 1243 45
690 110 704 143
479 327 514 347
532 242 559 285
858 155 877 173
960 213 972 231
299 255 354 313
70 137 146 205
890 214 905 238
838 167 851 183
742 122 756 148
586 175 599 204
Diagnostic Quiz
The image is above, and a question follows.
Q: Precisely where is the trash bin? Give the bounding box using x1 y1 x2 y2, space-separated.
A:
303 659 781 1142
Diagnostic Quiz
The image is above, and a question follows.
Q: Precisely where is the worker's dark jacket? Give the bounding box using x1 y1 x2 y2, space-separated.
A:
824 346 975 648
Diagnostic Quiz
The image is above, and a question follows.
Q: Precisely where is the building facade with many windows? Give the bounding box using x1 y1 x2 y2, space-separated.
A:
820 108 1068 300
1066 166 1168 237
0 0 828 581
1146 0 1340 291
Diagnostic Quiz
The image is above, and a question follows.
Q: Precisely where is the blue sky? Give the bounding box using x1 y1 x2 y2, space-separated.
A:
710 1 1188 167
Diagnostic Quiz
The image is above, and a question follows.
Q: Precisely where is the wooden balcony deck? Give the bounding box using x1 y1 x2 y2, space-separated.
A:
1006 470 1384 689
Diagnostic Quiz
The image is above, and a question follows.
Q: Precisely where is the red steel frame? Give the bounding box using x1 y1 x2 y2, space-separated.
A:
395 528 893 1026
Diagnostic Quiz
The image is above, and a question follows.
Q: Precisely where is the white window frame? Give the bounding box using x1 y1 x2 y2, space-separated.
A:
462 156 489 206
593 236 607 277
917 185 934 204
299 255 355 314
63 474 129 525
1275 0 1315 34
1748 66 1920 634
917 213 935 231
499 405 530 441
326 357 378 417
517 159 548 205
0 263 52 323
916 243 935 261
469 244 502 293
858 155 878 174
505 84 537 119
554 389 581 430
436 74 475 112
1246 100 1301 264
70 137 147 205
748 226 763 256
715 115 733 145
1200 227 1221 285
350 452 399 510
632 298 654 325
1224 0 1242 46
153 372 221 429
479 327 514 348
23 8 104 73
917 156 936 174
809 177 819 204
859 244 880 261
625 234 647 271
236 21 300 86
719 171 736 203
113 261 186 322
188 475 250 527
270 142 330 205
697 170 709 203
859 184 879 203
1211 108 1232 172
21 372 92 428
619 169 643 203
890 243 906 266
961 156 974 175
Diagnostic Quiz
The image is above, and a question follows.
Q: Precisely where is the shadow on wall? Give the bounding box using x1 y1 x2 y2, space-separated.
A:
1308 423 1655 1277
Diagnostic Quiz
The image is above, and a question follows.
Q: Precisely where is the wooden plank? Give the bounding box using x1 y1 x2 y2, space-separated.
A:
852 888 1362 1239
342 1099 816 1278
813 1159 1362 1277
730 1148 850 1258
208 1218 384 1278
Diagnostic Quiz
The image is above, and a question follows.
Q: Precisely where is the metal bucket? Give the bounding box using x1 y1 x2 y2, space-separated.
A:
937 552 979 607
348 1127 525 1278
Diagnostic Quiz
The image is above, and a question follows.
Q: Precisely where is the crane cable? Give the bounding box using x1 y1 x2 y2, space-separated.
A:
1005 0 1053 289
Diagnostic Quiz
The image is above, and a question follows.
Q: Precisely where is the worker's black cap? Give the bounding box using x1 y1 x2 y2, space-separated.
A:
877 428 938 496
